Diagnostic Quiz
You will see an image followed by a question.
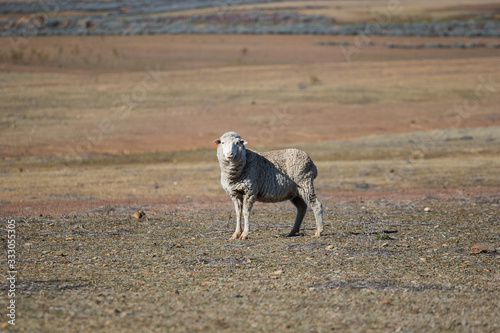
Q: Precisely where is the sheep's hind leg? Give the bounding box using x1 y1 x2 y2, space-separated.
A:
240 197 254 240
288 197 307 236
310 196 324 237
231 197 243 239
299 185 324 237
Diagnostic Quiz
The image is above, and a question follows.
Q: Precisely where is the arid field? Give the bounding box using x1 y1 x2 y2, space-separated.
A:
1 0 500 332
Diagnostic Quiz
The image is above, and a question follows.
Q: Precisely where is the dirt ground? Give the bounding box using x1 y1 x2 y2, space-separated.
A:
1 1 500 332
4 191 499 333
2 121 499 333
1 33 500 158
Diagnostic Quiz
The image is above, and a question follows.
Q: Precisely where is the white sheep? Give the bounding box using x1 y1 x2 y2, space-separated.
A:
213 131 323 239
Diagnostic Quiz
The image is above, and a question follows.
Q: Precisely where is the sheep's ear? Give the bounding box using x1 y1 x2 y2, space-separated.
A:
213 139 221 146
240 139 248 145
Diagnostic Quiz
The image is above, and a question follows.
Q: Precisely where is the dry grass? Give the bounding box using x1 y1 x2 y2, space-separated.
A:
6 194 500 332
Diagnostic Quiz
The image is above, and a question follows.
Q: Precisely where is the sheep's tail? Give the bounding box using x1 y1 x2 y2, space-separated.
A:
312 161 318 179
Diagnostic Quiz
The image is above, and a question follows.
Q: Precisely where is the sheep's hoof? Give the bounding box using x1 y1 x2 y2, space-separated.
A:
239 231 249 240
313 230 323 238
230 231 242 239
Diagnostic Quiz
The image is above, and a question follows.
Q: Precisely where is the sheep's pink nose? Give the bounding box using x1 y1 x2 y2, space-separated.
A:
226 152 233 159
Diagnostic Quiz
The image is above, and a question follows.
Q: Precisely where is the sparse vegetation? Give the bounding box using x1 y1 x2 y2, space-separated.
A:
36 50 49 62
1 8 499 37
3 194 499 332
310 74 320 86
10 48 24 61
375 233 390 240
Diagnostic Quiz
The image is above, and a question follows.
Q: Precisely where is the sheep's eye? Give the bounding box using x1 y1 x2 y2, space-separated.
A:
221 141 224 144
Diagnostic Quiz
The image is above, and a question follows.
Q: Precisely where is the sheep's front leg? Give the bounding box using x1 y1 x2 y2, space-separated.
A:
240 196 254 240
231 197 243 239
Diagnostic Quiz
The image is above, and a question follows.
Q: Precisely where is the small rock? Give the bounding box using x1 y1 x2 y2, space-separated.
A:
469 243 496 254
419 257 427 262
270 269 283 279
132 210 146 220
326 244 335 250
382 242 389 247
380 297 392 305
424 207 431 212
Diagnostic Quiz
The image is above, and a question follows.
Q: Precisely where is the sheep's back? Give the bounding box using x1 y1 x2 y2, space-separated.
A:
261 148 317 181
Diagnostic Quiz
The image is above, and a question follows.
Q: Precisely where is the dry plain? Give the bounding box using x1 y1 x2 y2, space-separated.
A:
1 1 500 332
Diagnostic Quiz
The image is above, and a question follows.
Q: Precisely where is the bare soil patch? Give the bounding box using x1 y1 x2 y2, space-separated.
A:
1 34 499 159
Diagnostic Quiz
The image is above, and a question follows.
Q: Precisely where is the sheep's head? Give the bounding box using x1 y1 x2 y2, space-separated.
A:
213 131 248 162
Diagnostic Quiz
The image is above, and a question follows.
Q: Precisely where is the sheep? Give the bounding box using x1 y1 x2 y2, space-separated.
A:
213 131 323 240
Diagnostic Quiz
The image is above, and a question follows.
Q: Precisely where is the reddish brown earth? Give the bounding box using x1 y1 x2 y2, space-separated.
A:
1 34 500 160
2 188 500 217
1 32 499 215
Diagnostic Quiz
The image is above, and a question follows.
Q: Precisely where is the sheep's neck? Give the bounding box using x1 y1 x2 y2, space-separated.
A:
222 155 246 182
